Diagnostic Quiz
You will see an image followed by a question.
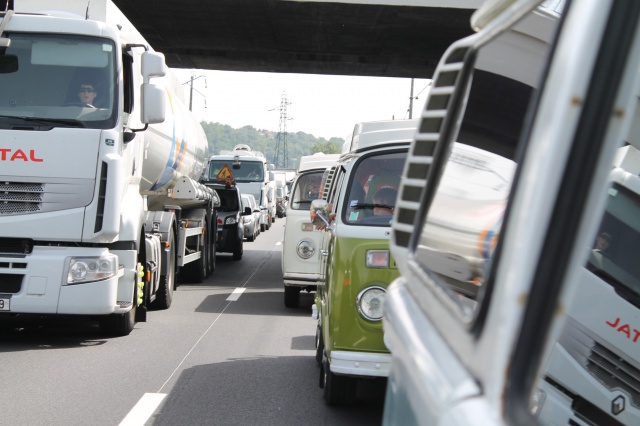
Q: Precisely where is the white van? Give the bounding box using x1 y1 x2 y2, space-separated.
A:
281 153 340 308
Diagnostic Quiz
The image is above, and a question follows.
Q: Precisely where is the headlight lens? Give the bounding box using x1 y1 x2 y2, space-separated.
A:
225 216 237 225
529 388 546 417
67 255 118 284
296 239 316 259
356 286 386 321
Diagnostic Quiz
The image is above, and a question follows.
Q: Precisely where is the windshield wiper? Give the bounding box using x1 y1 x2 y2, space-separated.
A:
0 115 86 128
351 202 393 210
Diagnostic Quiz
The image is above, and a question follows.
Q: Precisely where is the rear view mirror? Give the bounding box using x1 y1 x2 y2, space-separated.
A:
310 199 330 226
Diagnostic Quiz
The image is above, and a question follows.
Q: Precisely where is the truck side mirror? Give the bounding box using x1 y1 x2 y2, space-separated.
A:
141 51 167 124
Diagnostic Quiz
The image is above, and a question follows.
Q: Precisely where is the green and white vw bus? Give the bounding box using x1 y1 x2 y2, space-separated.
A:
311 119 418 405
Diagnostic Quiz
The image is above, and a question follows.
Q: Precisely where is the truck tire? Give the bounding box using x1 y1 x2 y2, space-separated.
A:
208 230 216 274
99 286 136 337
182 235 206 283
315 325 324 365
232 240 243 260
284 285 301 308
152 231 175 309
322 360 357 405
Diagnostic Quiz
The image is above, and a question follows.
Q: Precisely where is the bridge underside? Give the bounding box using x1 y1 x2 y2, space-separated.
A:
113 1 476 79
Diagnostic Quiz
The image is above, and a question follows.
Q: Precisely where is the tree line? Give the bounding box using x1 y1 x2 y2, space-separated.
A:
201 122 343 169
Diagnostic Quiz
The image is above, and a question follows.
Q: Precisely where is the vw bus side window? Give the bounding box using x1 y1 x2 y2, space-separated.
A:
413 16 552 320
342 151 407 226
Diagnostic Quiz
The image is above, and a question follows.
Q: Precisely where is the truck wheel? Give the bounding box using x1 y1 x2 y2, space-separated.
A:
99 286 136 337
322 361 357 405
232 240 243 260
208 232 216 274
315 325 324 365
182 237 205 283
152 231 175 309
284 285 301 308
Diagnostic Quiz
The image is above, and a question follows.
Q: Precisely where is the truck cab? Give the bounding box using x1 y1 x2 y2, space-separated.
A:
310 119 418 405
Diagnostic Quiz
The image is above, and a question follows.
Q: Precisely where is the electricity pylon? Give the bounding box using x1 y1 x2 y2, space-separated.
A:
270 92 292 168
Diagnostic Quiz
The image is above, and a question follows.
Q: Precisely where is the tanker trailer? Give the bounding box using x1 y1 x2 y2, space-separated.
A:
0 0 218 336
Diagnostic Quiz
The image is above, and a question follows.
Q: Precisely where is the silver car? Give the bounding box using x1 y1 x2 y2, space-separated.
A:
241 193 260 241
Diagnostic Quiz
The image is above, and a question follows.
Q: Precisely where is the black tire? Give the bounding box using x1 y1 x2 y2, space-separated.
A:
247 230 255 242
323 361 357 405
151 230 175 309
208 231 216 274
284 285 301 308
99 285 136 337
260 223 265 232
232 240 243 260
315 325 324 365
182 239 205 283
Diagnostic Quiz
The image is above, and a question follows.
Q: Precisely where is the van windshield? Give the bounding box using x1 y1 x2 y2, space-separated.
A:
290 171 323 211
208 160 264 182
342 150 407 226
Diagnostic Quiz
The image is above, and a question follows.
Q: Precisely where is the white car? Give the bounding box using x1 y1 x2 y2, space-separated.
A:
241 193 260 242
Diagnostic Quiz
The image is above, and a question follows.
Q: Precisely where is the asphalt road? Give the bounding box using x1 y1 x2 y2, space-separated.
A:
0 218 385 426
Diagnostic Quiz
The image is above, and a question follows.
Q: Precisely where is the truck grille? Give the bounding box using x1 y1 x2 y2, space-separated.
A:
0 238 33 255
0 178 95 216
0 182 43 214
561 318 640 409
0 274 23 293
587 342 640 408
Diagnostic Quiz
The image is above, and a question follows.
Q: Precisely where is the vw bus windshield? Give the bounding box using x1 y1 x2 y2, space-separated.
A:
342 150 408 226
0 33 117 130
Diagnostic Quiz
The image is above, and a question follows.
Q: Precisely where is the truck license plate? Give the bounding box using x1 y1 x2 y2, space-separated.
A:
0 298 10 311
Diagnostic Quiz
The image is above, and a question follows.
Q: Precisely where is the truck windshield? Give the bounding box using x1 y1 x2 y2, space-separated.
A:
0 33 117 130
209 160 264 182
587 183 640 305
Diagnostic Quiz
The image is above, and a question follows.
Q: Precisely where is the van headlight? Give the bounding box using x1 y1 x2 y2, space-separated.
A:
67 255 118 284
356 286 386 321
297 239 315 259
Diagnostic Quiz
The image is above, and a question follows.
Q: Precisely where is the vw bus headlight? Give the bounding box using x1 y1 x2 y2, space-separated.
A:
356 286 386 321
296 239 316 259
67 255 118 284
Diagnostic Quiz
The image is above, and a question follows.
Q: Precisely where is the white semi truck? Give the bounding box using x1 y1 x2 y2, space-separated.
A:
0 0 218 336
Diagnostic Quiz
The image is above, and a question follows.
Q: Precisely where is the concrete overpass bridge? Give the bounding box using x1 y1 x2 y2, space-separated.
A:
112 0 483 79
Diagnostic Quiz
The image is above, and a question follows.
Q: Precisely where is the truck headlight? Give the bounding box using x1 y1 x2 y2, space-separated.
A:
356 286 386 321
67 255 118 284
225 216 237 225
297 239 315 259
529 388 546 417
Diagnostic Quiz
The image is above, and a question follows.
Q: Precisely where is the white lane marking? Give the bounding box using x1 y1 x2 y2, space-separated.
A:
119 393 166 426
226 287 246 301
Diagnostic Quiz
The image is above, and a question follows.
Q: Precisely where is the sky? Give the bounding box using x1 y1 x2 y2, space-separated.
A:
171 69 431 141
